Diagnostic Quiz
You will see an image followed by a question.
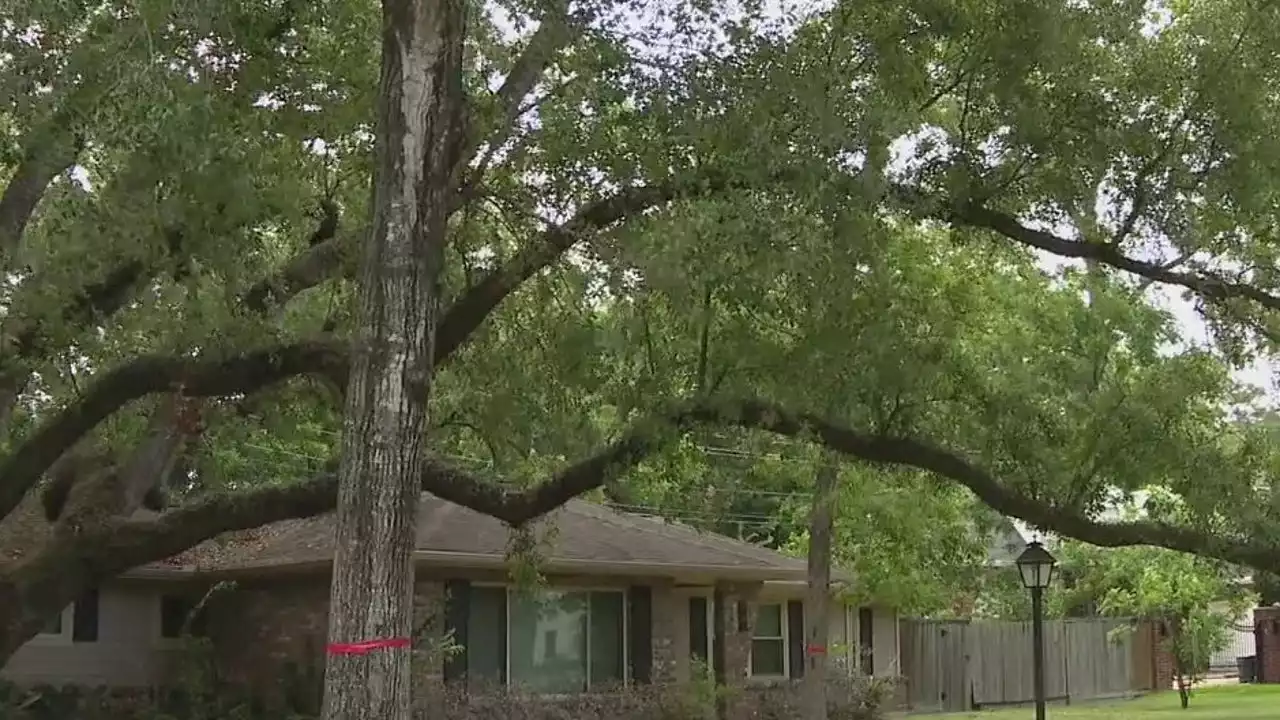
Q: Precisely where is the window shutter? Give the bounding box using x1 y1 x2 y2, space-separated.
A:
72 588 99 643
858 607 874 676
443 580 470 683
628 585 653 683
688 596 709 669
712 589 727 688
787 600 805 679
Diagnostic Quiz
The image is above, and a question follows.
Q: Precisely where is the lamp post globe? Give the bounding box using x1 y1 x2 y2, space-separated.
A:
1015 540 1058 589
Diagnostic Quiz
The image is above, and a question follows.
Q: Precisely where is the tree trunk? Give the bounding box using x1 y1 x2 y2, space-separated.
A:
320 1 464 719
802 460 839 720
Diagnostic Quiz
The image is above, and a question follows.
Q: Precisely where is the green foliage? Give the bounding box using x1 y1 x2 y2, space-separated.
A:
782 463 992 615
1051 539 1255 707
6 0 1280 654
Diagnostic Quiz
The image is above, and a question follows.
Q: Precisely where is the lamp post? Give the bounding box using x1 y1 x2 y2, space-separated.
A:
1016 541 1058 720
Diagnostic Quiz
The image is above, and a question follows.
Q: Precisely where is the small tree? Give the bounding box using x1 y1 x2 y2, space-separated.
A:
1055 540 1253 709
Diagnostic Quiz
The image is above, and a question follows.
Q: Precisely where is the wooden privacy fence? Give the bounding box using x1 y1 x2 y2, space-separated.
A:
899 617 1140 713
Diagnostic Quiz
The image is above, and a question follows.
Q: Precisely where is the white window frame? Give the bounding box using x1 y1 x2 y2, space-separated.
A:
472 583 631 692
847 604 879 676
747 602 788 679
30 604 74 646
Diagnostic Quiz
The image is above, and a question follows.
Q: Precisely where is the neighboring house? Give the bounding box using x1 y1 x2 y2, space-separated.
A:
983 516 1031 569
2 496 901 700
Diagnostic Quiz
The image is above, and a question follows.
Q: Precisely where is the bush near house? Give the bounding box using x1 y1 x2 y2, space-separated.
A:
0 675 895 720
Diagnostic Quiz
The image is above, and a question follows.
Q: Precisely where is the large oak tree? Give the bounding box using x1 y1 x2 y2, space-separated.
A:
3 0 1280 674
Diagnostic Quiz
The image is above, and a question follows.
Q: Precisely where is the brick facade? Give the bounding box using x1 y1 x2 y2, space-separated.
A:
206 575 331 699
1152 620 1175 692
651 579 679 684
204 573 686 704
1255 607 1280 684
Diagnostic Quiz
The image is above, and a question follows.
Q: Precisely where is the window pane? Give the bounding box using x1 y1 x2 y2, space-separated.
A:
751 639 785 676
160 595 208 639
160 596 188 638
467 587 507 686
688 597 709 665
589 592 625 687
510 591 587 693
754 604 782 637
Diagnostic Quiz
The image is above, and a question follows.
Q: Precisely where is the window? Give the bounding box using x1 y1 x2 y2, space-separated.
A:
750 603 786 677
159 594 208 639
36 593 96 643
688 596 713 676
467 587 626 692
38 606 70 636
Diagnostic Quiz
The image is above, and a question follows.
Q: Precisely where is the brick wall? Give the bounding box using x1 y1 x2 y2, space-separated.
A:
205 574 684 703
207 575 330 699
1256 607 1280 684
1152 621 1175 692
205 575 446 707
651 580 679 684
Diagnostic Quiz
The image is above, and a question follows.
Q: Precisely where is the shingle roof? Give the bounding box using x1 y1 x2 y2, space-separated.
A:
161 495 833 582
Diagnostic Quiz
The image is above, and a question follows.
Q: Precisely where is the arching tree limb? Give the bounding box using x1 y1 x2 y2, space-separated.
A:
890 185 1280 313
4 394 1275 664
0 341 347 520
0 111 82 265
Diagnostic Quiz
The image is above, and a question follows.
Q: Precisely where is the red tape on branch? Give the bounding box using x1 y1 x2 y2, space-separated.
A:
326 637 412 656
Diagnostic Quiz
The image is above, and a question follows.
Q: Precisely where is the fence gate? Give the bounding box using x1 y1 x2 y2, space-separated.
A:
1208 622 1260 676
899 619 971 713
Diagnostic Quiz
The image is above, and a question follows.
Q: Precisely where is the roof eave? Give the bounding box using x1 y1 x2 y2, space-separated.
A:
140 550 817 583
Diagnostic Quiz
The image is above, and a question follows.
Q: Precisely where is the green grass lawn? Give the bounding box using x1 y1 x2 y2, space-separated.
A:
945 685 1280 719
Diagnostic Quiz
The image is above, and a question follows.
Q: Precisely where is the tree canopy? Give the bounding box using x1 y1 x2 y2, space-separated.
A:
4 0 1280 658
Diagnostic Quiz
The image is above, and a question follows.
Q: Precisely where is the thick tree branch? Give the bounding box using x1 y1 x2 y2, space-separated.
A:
893 187 1280 314
436 185 678 361
137 397 1280 577
681 399 1280 573
47 396 194 525
114 396 195 513
0 115 82 264
9 393 1278 658
461 1 577 177
241 205 349 314
0 340 346 521
0 180 722 524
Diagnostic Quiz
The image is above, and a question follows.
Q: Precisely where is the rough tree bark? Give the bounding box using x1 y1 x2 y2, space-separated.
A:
319 0 464 718
802 459 839 720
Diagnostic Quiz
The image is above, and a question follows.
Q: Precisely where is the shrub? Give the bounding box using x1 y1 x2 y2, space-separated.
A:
0 673 892 720
734 674 896 720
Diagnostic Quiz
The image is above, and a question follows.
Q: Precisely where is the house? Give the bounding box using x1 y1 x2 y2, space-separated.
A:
2 496 901 701
983 516 1031 569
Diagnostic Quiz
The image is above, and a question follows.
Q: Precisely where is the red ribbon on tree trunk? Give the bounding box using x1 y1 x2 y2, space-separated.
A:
325 637 412 655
